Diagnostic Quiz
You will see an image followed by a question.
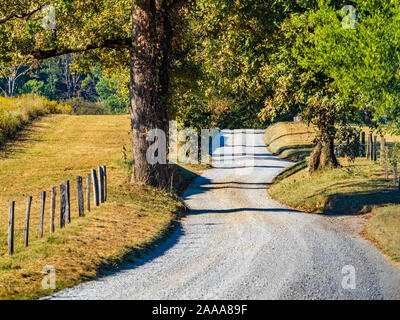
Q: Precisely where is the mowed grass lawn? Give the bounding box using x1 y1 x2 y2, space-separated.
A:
265 122 400 264
0 114 195 299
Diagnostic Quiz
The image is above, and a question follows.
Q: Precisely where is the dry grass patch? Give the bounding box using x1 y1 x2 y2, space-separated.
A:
0 114 196 299
365 206 400 264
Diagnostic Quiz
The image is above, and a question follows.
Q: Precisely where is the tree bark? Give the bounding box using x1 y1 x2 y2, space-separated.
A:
129 1 170 187
308 131 339 174
308 141 322 175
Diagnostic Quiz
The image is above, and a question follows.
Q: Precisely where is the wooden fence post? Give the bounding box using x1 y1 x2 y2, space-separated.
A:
39 191 46 238
24 196 32 247
66 180 71 224
367 133 372 160
394 162 398 186
50 187 56 233
373 136 377 161
92 169 100 207
76 176 84 217
361 132 366 157
60 183 67 228
8 201 15 255
86 173 91 212
103 165 107 202
369 133 373 161
380 136 386 165
98 166 105 203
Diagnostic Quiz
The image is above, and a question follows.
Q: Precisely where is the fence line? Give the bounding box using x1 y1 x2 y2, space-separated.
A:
335 132 400 189
6 165 108 255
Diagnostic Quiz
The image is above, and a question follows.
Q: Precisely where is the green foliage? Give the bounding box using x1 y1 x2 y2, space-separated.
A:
3 0 400 136
95 75 128 114
1 56 129 115
289 1 400 134
19 79 44 95
383 142 400 166
174 0 314 129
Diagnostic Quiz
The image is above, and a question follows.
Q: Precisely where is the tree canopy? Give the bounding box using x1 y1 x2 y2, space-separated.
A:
2 0 400 182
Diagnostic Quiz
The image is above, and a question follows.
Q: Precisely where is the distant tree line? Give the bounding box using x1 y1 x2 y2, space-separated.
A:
0 54 128 115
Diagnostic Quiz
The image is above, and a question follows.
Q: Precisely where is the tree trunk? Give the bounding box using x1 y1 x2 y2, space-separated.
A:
308 134 339 174
308 141 322 175
129 1 170 188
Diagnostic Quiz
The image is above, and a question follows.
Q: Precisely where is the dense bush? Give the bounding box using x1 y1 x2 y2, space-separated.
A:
63 97 110 115
0 94 71 145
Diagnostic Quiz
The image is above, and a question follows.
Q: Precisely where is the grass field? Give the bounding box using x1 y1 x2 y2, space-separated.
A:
265 121 400 264
0 114 198 299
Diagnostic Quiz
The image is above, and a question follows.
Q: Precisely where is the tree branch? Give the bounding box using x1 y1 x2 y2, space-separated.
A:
0 2 49 24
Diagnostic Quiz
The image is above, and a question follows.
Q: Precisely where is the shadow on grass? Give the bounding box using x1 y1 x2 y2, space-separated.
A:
0 121 49 159
273 160 307 184
272 159 400 216
274 144 313 161
323 188 400 215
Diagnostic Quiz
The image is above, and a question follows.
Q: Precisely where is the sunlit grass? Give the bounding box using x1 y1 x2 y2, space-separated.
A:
0 95 70 146
366 206 400 263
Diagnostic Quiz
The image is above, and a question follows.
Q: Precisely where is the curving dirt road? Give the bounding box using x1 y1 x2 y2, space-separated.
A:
47 129 400 300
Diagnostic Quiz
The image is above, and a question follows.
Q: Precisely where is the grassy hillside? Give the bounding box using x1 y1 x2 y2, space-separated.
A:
264 122 314 161
265 122 400 264
0 114 197 299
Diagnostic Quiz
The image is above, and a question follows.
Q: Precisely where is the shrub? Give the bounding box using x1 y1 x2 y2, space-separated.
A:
63 97 109 115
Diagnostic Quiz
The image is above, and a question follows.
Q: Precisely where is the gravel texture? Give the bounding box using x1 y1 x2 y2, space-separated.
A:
46 129 400 300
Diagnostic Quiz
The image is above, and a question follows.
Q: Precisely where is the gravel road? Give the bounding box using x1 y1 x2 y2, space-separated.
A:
47 129 400 300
